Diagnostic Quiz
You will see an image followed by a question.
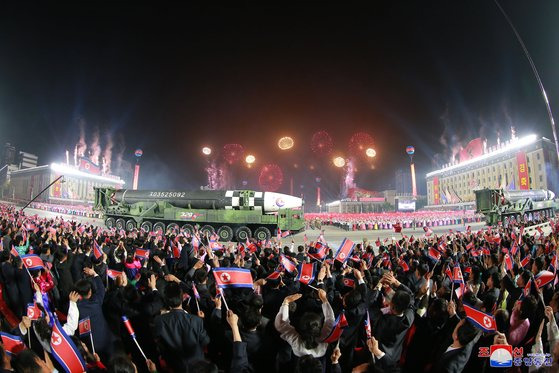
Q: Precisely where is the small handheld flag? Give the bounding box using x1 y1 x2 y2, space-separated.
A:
93 240 103 260
134 248 149 260
334 238 355 263
322 312 349 343
463 303 496 333
0 332 26 356
21 254 44 270
296 262 316 285
79 317 95 355
535 270 555 288
364 310 372 339
213 268 254 289
280 255 297 273
428 247 441 261
78 317 91 337
26 303 42 320
107 269 123 280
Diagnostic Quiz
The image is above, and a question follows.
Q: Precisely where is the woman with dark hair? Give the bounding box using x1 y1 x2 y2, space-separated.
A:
274 289 334 358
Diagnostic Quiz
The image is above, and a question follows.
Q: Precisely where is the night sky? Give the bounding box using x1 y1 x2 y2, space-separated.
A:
1 1 558 202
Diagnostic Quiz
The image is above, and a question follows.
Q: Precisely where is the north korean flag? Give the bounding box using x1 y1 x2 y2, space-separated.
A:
280 255 297 273
466 242 474 251
27 302 42 320
398 259 409 272
364 310 372 339
50 319 86 373
504 254 513 271
511 242 519 256
21 254 44 270
134 248 149 260
281 230 291 238
209 240 222 251
78 317 91 337
10 245 19 257
535 270 555 288
0 332 26 356
523 279 532 298
481 247 490 256
463 303 497 333
213 268 254 289
172 242 182 259
445 267 453 281
309 243 327 261
92 240 103 260
334 238 355 263
453 265 464 284
428 247 441 261
192 283 201 299
342 277 355 288
296 262 316 285
521 255 531 268
107 269 123 280
266 269 282 280
322 312 349 343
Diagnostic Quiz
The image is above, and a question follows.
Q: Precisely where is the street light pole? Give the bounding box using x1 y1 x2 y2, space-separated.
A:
20 175 64 212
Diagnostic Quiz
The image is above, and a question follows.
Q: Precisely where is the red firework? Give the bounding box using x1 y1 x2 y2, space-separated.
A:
258 163 283 192
348 132 374 159
222 144 244 165
310 130 333 156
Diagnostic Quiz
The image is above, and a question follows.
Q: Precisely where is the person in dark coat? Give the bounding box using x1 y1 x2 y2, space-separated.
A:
153 281 210 372
74 267 116 363
431 319 480 373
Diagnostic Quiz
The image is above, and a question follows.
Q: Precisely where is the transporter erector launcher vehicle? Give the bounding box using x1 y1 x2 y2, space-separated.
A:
94 188 305 241
474 188 556 225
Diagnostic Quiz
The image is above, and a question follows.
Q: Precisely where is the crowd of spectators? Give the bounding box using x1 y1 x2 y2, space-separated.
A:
0 203 557 372
305 211 483 231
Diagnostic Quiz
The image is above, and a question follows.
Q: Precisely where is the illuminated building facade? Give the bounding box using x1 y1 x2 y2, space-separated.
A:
426 135 559 206
6 163 124 204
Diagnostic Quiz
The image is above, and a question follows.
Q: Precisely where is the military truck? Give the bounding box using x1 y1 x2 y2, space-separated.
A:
474 188 556 225
94 188 305 241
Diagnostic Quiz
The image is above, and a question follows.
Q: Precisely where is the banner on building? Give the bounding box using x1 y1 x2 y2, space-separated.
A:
516 152 530 190
433 176 440 205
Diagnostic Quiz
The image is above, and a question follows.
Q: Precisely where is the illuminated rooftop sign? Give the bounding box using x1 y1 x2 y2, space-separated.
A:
426 134 538 178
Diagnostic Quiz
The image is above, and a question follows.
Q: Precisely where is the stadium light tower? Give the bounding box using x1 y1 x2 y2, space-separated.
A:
406 146 417 197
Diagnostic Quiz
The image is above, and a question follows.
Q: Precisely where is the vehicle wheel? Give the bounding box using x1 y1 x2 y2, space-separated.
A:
115 218 126 231
140 221 153 233
235 226 252 241
105 217 116 229
200 225 215 237
125 219 136 232
153 222 166 233
254 227 271 241
217 226 234 242
167 223 179 234
181 224 194 236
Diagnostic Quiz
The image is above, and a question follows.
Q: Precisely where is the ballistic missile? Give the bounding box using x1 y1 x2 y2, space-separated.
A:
502 189 555 203
111 189 302 213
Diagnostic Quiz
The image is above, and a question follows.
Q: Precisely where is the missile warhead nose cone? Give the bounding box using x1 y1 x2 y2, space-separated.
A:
263 192 303 212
